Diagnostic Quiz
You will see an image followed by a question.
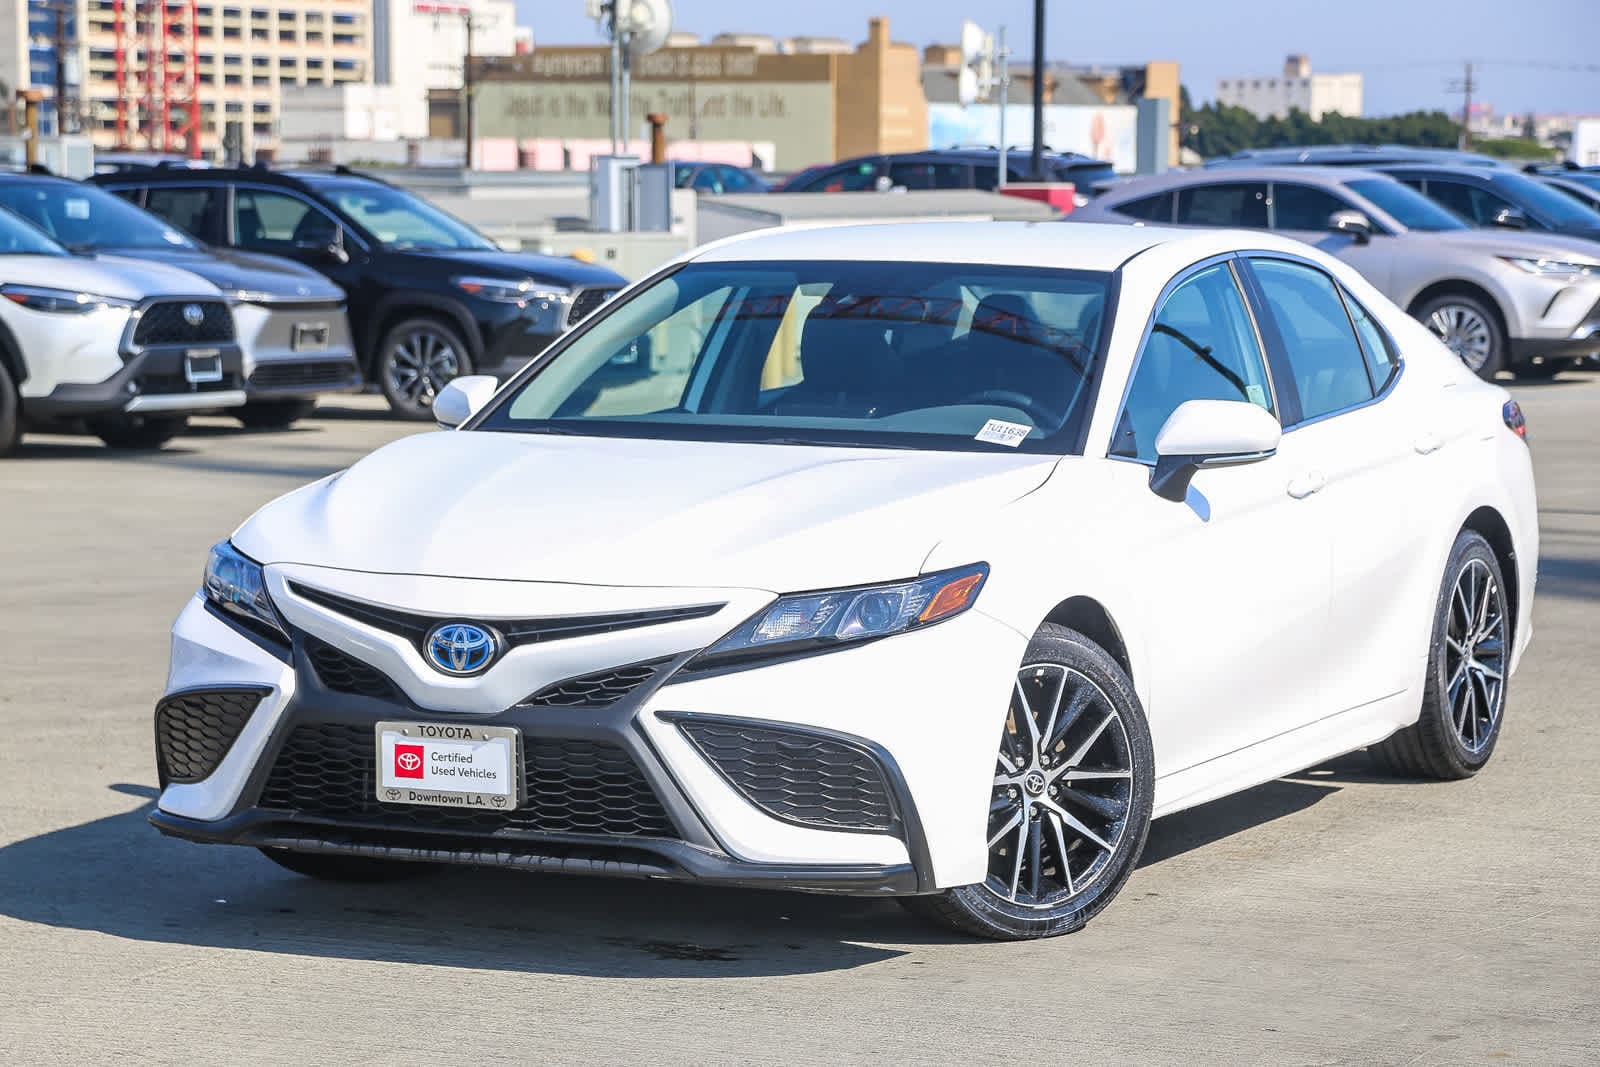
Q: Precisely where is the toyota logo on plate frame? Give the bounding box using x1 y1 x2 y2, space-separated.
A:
424 622 498 676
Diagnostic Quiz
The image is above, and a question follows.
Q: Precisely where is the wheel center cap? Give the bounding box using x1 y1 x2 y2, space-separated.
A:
1022 770 1047 797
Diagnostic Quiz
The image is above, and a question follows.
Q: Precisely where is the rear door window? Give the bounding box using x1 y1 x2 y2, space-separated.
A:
1422 179 1517 227
143 185 222 242
1176 183 1269 228
888 162 969 190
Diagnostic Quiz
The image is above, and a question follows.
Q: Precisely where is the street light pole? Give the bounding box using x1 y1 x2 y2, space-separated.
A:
996 26 1008 190
1030 0 1045 180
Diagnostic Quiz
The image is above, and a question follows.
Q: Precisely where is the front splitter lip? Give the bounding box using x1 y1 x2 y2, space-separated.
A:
148 807 921 896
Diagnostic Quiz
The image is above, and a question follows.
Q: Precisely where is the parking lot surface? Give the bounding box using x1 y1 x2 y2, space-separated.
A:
1 384 1597 1065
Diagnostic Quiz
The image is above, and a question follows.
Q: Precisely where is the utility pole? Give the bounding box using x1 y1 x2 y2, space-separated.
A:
1030 0 1045 180
53 3 68 136
996 26 1009 189
1459 60 1475 150
463 11 476 170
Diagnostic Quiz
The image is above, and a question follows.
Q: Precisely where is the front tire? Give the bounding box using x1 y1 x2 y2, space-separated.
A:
0 359 20 455
92 415 186 450
1416 293 1506 380
902 624 1155 940
258 847 438 882
235 398 315 430
1368 531 1509 780
377 317 473 420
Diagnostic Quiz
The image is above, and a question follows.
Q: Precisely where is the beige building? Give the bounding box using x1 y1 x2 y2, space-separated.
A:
462 16 929 169
73 0 373 156
1217 54 1363 121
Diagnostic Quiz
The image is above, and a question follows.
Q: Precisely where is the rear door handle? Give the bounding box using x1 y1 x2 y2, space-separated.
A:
1414 432 1443 455
1286 471 1326 499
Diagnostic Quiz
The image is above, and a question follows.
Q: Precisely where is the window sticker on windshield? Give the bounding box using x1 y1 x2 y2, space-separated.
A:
975 418 1031 447
1246 384 1268 408
64 198 91 219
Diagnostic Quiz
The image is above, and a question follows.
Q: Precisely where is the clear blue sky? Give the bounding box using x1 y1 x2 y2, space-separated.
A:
518 0 1598 117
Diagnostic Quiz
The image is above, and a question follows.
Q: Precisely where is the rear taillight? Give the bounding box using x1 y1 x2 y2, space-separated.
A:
1503 400 1527 441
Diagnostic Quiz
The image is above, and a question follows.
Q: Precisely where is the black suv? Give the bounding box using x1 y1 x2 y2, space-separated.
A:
92 166 628 418
777 149 1115 195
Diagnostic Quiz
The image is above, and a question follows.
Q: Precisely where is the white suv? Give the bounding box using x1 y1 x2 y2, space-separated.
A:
0 208 245 453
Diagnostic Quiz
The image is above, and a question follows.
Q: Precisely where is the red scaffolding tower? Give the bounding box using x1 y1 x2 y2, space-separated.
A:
112 0 202 157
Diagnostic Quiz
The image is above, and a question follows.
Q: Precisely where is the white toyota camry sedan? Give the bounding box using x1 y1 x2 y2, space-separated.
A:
153 222 1537 939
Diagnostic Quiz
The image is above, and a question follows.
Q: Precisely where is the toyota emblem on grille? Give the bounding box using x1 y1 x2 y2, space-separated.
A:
424 622 497 676
182 303 206 327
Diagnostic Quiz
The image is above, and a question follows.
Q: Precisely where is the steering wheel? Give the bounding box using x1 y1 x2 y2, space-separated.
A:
959 389 1057 430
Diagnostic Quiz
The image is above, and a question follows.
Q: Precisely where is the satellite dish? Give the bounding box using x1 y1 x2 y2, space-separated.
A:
620 0 672 57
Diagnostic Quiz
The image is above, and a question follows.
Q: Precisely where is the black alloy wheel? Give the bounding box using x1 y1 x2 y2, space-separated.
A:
902 624 1154 940
1369 530 1510 779
377 317 474 420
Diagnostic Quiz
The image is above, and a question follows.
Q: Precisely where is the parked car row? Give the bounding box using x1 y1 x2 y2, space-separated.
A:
0 164 627 455
1073 161 1600 379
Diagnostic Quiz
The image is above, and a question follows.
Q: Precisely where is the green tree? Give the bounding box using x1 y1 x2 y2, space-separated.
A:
1181 88 1462 158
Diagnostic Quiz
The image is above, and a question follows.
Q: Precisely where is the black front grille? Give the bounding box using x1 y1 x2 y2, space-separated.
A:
137 371 244 395
258 723 676 838
568 287 618 326
677 719 896 832
304 636 401 700
288 582 722 651
520 660 667 708
249 360 359 388
133 300 234 346
155 689 267 785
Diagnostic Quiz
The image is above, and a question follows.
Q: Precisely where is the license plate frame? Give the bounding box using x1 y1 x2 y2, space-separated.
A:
292 322 330 351
374 721 521 810
183 350 224 383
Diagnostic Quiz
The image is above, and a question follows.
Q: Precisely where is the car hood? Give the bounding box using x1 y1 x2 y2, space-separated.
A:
1422 228 1600 261
387 248 627 289
95 246 345 301
232 431 1059 591
26 253 226 300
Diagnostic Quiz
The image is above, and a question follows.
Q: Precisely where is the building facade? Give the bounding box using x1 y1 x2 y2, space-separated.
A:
1216 54 1363 120
464 16 928 170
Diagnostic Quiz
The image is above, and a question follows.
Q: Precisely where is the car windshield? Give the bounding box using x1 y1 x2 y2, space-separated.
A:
478 259 1112 455
0 204 68 255
1346 178 1468 232
1492 171 1600 225
316 181 496 251
0 180 199 252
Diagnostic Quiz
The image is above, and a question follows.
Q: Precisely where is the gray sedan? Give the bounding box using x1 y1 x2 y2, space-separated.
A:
1070 166 1600 378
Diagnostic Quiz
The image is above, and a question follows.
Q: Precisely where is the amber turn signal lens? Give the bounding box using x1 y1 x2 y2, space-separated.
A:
920 572 986 623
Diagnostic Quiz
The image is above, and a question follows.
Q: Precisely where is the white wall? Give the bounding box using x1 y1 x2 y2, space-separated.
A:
278 84 430 141
1216 71 1363 120
374 0 517 91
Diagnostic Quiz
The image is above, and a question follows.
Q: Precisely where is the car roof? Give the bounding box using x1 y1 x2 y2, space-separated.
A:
1097 166 1392 195
1210 144 1503 167
94 165 386 189
689 219 1311 272
1371 162 1520 181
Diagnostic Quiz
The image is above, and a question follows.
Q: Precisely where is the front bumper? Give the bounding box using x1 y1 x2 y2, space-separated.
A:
1509 290 1600 364
154 570 1024 895
26 344 247 421
232 301 363 399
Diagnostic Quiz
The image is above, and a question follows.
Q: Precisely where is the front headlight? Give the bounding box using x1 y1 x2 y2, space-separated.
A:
1 284 135 314
692 564 989 669
203 541 287 642
452 276 571 306
1498 256 1599 277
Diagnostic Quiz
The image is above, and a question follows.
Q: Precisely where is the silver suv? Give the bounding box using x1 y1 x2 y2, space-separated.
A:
1071 166 1600 378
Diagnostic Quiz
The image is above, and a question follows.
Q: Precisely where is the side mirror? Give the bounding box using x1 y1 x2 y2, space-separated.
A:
1150 399 1281 502
1328 209 1373 245
295 225 349 263
1491 206 1529 230
433 374 500 429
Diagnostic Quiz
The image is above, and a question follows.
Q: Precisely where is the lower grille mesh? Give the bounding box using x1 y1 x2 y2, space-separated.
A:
259 723 676 838
676 719 897 832
519 660 666 708
155 689 266 784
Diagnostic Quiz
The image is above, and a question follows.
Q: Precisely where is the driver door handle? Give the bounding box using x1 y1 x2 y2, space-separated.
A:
1286 471 1326 500
1414 432 1443 455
